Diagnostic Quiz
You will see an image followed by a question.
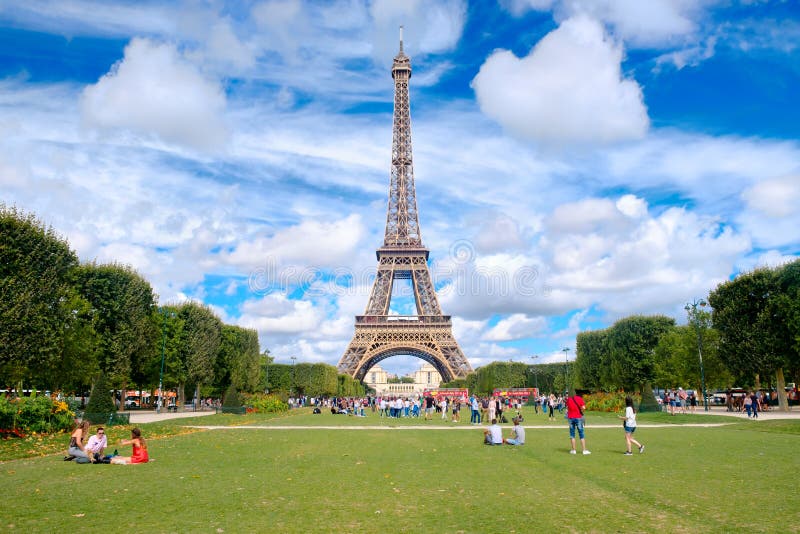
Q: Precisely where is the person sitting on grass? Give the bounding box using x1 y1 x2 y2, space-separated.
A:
504 417 525 446
85 426 108 463
483 418 503 445
111 428 149 464
65 420 90 462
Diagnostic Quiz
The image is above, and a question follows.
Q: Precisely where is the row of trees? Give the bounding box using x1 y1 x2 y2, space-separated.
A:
1 205 369 405
442 260 799 409
0 206 265 405
263 362 365 398
441 361 570 397
572 260 800 409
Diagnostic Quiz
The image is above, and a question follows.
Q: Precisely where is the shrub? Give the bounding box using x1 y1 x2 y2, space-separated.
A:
242 393 288 413
583 391 641 412
85 373 115 423
0 393 75 437
223 384 241 407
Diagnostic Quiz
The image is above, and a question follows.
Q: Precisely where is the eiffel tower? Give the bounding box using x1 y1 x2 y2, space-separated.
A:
337 29 472 383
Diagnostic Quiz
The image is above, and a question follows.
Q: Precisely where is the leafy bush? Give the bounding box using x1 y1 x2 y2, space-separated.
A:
242 393 288 413
583 391 641 412
85 373 115 423
223 384 241 407
0 393 75 437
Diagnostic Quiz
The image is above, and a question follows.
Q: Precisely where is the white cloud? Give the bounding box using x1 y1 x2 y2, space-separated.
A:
81 38 228 150
506 0 705 46
484 314 547 341
736 174 800 248
224 214 367 272
239 293 324 334
742 175 800 218
654 36 717 71
472 15 649 146
369 0 467 61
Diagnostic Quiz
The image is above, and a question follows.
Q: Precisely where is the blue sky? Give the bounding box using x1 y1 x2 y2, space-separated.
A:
1 0 799 376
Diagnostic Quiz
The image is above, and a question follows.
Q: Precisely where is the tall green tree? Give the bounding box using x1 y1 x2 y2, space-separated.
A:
177 302 222 403
74 263 158 403
607 315 675 394
654 325 731 392
710 262 800 410
773 260 800 384
575 329 609 391
0 206 88 387
215 325 261 394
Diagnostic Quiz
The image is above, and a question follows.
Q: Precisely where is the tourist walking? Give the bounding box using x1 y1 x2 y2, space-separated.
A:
618 396 644 455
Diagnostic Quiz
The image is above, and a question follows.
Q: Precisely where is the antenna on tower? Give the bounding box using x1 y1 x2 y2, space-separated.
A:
399 25 404 54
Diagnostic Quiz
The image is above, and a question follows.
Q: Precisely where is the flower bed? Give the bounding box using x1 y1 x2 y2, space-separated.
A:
0 394 75 438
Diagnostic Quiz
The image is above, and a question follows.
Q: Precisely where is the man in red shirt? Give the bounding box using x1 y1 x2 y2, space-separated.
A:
566 391 590 455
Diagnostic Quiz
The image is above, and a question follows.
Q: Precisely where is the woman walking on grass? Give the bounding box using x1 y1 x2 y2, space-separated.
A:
619 397 644 456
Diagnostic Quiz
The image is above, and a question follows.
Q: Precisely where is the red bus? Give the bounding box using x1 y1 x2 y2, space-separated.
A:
492 388 538 402
423 388 469 402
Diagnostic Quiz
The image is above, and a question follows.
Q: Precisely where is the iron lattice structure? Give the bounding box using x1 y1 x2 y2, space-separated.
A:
337 33 472 383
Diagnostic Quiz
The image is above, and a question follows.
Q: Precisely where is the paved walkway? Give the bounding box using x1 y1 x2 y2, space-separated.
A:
661 404 800 420
128 409 217 424
125 404 800 426
189 423 733 430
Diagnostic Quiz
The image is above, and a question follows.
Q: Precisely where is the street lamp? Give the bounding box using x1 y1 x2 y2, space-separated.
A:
685 299 709 412
562 347 570 396
290 356 297 397
157 308 175 414
529 355 539 393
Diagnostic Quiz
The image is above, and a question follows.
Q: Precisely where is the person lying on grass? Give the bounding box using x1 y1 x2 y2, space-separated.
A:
111 427 149 464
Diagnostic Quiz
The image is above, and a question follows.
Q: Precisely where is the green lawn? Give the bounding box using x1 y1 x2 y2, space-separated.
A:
3 408 798 532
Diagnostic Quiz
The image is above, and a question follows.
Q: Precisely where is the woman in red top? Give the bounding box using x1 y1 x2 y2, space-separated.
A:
111 427 149 464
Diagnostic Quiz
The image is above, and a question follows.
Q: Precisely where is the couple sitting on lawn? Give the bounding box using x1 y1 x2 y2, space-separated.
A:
483 417 525 446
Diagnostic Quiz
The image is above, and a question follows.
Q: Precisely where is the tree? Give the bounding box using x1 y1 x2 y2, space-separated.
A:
654 325 731 392
471 362 528 396
710 262 800 410
607 315 675 394
770 260 800 399
85 372 116 423
176 302 222 404
74 263 158 405
215 325 261 395
292 363 338 397
0 206 86 387
575 329 609 391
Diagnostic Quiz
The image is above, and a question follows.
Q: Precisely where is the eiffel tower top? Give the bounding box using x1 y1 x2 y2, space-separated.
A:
382 25 423 251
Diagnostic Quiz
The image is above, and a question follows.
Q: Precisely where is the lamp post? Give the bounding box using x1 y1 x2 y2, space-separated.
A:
157 308 175 414
685 299 709 412
530 355 539 394
562 347 570 396
290 356 297 398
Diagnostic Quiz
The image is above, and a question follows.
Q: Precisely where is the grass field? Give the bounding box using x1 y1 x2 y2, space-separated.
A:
3 408 799 533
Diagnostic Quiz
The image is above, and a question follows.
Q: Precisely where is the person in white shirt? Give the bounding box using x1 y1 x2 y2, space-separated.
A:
483 419 503 445
618 396 644 455
85 426 108 462
440 398 448 420
504 417 525 445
